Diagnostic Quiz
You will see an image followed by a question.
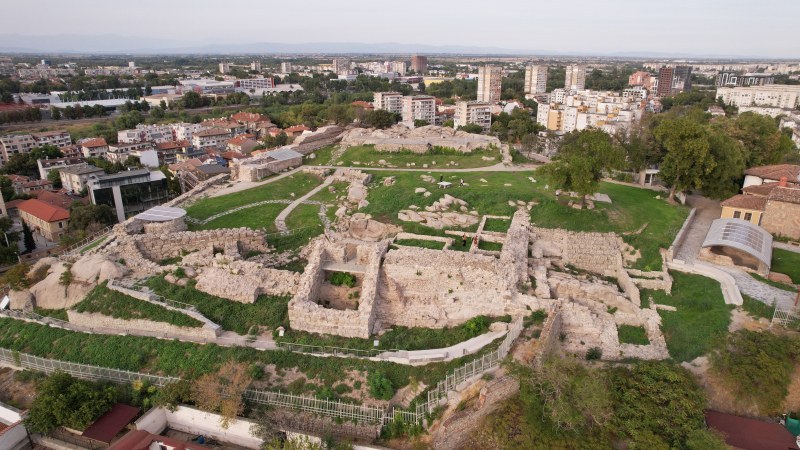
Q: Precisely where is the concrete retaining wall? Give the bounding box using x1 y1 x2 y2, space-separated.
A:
67 310 219 341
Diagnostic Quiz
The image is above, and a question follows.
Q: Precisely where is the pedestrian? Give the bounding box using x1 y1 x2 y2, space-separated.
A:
459 178 464 187
439 175 444 183
462 234 467 247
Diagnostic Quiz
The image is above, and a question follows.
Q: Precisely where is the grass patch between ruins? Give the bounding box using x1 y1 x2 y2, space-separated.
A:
750 272 796 292
74 282 203 328
334 144 502 169
477 240 503 252
33 307 68 322
644 271 733 362
771 248 800 284
741 294 776 321
483 218 511 233
393 238 446 250
617 324 650 345
145 275 290 335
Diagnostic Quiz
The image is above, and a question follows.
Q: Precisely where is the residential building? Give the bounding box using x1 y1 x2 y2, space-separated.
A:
18 198 70 241
179 79 235 95
227 134 259 154
536 89 645 135
673 65 693 93
250 60 261 72
237 77 275 90
716 85 800 109
454 101 492 132
411 55 428 74
524 64 548 95
60 165 105 194
402 95 436 125
388 61 407 75
191 128 233 151
628 71 652 88
477 65 502 103
106 142 158 167
18 179 52 194
155 140 195 164
283 125 311 138
117 124 174 144
716 71 775 87
564 65 586 91
219 62 230 74
79 138 109 158
0 134 35 165
332 58 350 75
30 130 71 148
88 169 171 222
37 156 86 179
373 92 404 115
656 66 675 97
280 62 293 74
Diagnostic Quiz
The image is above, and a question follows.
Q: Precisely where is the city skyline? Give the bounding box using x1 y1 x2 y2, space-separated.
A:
2 0 799 58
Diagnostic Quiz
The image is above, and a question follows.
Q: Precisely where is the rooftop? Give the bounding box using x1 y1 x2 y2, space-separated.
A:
82 403 141 444
61 165 105 176
705 410 798 450
702 218 773 269
721 194 768 211
80 138 108 148
745 164 800 182
134 206 186 222
18 198 70 222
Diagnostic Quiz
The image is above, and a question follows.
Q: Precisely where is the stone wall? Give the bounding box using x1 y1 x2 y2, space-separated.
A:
165 173 229 209
340 125 501 153
232 154 302 182
67 310 218 341
497 209 531 291
195 264 300 303
131 228 268 262
533 309 563 368
532 227 626 277
763 200 800 240
289 126 344 155
142 217 187 234
666 208 697 262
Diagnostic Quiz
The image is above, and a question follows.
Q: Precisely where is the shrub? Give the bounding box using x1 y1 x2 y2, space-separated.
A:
248 364 265 381
329 272 357 288
586 347 603 360
173 267 186 278
367 371 394 400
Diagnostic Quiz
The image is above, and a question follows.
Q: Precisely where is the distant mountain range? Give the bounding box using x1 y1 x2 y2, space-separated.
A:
0 33 788 59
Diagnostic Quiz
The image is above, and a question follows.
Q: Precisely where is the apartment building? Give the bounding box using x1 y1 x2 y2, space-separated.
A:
717 71 775 87
117 124 175 144
88 169 171 222
37 156 86 179
250 61 262 72
79 138 109 158
656 65 692 97
280 62 293 73
454 101 492 132
565 65 586 91
332 58 350 75
477 65 502 103
524 64 548 95
0 134 35 165
219 62 230 74
192 128 233 151
411 55 428 74
716 85 800 109
60 165 105 194
536 89 644 135
30 131 71 148
402 95 437 125
373 92 405 115
238 77 275 90
17 198 70 242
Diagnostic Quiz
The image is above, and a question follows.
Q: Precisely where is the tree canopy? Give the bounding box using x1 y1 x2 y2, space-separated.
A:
25 372 116 434
543 128 624 198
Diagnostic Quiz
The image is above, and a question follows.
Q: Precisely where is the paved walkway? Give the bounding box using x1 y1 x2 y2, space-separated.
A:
208 166 305 198
274 177 334 232
674 195 721 264
717 266 796 310
775 242 800 254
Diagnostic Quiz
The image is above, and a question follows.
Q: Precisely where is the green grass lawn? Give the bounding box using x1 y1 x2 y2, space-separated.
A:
308 144 337 165
273 203 325 252
771 248 800 284
644 271 733 362
393 238 446 250
33 308 68 322
483 218 511 233
478 240 503 252
184 172 323 221
360 170 688 270
334 145 502 169
741 294 776 320
75 283 203 328
146 275 290 335
617 324 650 345
191 203 286 232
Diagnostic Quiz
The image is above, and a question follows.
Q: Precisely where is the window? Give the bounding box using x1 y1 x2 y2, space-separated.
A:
744 212 752 221
733 211 741 219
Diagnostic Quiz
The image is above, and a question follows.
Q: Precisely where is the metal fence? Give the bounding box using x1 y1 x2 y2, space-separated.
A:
244 389 386 424
415 316 524 417
59 226 114 258
772 306 800 328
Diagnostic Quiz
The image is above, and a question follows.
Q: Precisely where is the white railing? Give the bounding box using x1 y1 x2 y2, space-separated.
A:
772 306 800 328
415 316 524 417
59 226 114 258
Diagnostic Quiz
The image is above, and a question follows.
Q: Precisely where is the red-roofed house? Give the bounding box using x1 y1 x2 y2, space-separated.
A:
226 134 259 154
351 100 374 110
283 125 311 138
79 138 109 158
230 112 276 137
18 198 70 241
19 179 52 194
721 175 800 239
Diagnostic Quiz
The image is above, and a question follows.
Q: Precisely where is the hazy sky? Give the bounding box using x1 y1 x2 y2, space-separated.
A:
7 0 800 57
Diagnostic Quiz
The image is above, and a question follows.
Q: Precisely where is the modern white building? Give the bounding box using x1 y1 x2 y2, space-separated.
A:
565 65 586 91
402 95 437 125
280 62 293 74
238 77 275 90
373 92 404 115
716 85 800 109
219 62 231 74
179 79 235 94
250 61 262 72
477 65 502 103
524 64 548 95
454 101 492 132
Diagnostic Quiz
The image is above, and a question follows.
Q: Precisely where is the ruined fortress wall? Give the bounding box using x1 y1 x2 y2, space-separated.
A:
143 218 187 235
498 209 531 290
67 310 218 341
290 126 343 155
532 228 625 277
131 228 268 262
165 173 229 209
195 266 300 303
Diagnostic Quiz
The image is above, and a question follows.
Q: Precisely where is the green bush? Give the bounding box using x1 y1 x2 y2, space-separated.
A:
75 283 203 328
25 372 116 434
586 347 603 360
329 272 357 288
367 371 394 400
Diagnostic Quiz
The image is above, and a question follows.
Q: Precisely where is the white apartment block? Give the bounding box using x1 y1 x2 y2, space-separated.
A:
549 88 567 104
373 92 404 115
280 62 293 74
524 64 548 95
0 131 72 166
332 58 350 75
454 101 492 132
537 89 644 135
565 65 586 91
117 124 175 144
250 61 262 72
387 61 406 75
477 65 502 103
402 96 437 125
238 77 275 90
30 131 71 149
716 85 800 109
192 128 233 151
219 62 230 74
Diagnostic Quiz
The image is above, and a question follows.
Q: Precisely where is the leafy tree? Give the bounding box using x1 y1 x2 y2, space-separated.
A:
326 104 354 126
181 91 207 109
47 169 62 189
543 128 624 200
1 263 29 290
367 371 394 400
458 123 484 134
685 429 728 450
701 124 747 199
413 119 429 127
0 176 14 201
152 379 193 411
68 202 116 232
51 107 61 120
21 221 35 253
725 112 796 166
115 110 144 130
361 110 399 129
653 116 716 203
192 361 252 428
610 361 706 447
25 372 116 434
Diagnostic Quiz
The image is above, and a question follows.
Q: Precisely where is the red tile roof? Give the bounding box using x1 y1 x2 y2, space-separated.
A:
195 128 231 138
268 128 286 137
705 410 799 450
7 175 30 183
21 179 52 188
156 140 190 150
768 186 800 205
227 134 256 146
745 164 800 182
18 198 70 222
32 190 77 209
351 101 374 109
231 112 271 123
284 125 311 133
221 151 246 160
82 404 141 444
80 138 108 148
721 194 767 211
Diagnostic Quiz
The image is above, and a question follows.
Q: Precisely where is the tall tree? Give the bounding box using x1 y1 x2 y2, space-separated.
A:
653 117 716 203
543 128 624 200
192 361 252 429
22 221 35 252
725 112 796 166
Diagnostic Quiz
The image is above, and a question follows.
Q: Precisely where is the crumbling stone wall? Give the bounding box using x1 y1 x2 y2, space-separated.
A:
289 125 343 155
67 310 219 341
532 228 625 277
340 125 500 153
498 209 531 290
142 217 187 234
195 263 300 303
131 228 268 262
165 173 229 209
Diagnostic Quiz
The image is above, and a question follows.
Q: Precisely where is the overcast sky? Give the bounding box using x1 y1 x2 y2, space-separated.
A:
7 0 800 57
